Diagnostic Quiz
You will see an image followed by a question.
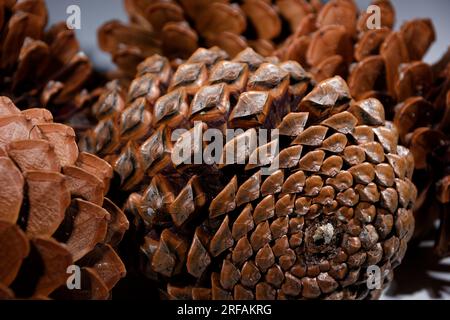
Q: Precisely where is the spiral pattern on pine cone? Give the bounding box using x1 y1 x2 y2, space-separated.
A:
96 0 450 258
135 96 417 300
77 46 419 298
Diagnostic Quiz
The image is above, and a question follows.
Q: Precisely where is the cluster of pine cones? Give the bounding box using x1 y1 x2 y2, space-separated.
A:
0 0 449 300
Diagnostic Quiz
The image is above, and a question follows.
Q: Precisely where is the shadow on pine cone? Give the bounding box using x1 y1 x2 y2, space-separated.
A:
79 47 417 300
0 97 129 299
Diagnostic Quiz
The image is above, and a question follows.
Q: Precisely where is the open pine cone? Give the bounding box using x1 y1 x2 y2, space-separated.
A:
277 0 436 115
98 0 324 77
0 0 93 119
80 48 417 299
393 49 450 257
97 0 435 99
100 0 450 255
0 97 129 299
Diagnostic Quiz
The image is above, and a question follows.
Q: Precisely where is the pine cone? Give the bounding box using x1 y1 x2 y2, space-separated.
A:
0 97 129 299
278 0 436 113
0 0 93 119
98 0 323 77
139 80 416 300
80 47 416 299
277 0 450 254
392 48 450 256
79 47 314 190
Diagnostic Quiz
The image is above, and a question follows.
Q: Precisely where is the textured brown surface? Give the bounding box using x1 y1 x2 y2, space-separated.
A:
138 93 416 300
79 47 314 185
80 47 417 299
0 0 93 120
277 0 450 256
97 0 436 98
395 49 450 257
98 0 324 77
277 0 436 114
0 0 447 300
0 97 129 299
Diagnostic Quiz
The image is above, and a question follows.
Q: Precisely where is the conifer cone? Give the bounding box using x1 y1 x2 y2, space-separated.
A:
277 0 436 115
0 97 129 299
0 0 93 119
278 0 450 253
79 47 315 191
81 48 417 299
392 49 450 257
98 0 436 99
134 74 416 301
98 0 323 77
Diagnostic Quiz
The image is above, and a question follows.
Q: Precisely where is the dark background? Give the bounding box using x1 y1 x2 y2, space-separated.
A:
44 0 450 300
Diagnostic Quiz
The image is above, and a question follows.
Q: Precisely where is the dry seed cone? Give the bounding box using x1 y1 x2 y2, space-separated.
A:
0 97 129 299
78 48 314 296
392 49 450 257
98 0 324 77
0 0 94 120
97 0 439 117
81 47 416 299
278 0 450 253
136 75 417 300
340 0 449 254
79 47 315 192
277 0 437 116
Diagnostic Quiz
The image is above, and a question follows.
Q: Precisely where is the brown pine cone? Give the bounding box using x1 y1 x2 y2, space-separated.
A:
277 0 436 114
277 0 450 254
79 47 314 191
98 0 323 77
0 97 129 299
0 0 93 119
392 48 450 256
135 74 417 300
80 47 416 299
